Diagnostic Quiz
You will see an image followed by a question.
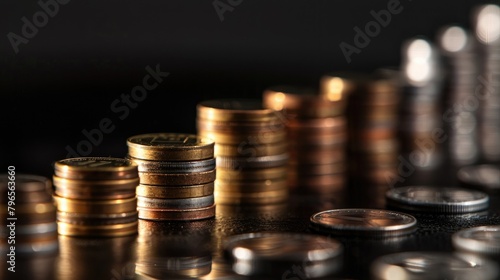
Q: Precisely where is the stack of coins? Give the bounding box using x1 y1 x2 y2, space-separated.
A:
344 70 401 204
262 86 348 195
437 25 480 166
196 99 289 204
52 157 139 237
127 133 216 220
473 4 500 163
223 232 343 278
399 37 445 170
0 174 58 254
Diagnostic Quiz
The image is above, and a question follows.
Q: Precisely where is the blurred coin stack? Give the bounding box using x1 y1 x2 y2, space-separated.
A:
0 174 58 254
52 157 139 237
437 25 480 166
399 37 445 170
263 85 348 195
127 133 216 220
345 70 401 194
473 4 500 163
196 99 289 204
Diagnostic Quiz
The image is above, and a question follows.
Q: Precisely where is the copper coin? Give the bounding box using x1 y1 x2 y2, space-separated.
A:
214 142 288 157
215 189 288 205
216 167 287 181
127 133 214 161
196 118 285 133
53 195 137 214
197 99 280 122
57 221 138 237
138 204 216 221
136 182 214 199
198 130 286 145
215 179 288 193
286 117 347 133
54 157 138 180
139 169 215 186
56 211 138 226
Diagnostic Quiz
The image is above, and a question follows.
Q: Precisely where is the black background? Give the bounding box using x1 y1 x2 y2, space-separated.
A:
1 0 493 178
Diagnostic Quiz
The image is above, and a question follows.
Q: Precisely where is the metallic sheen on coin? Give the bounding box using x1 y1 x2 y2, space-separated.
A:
452 226 500 255
386 186 489 213
371 251 499 280
310 208 417 237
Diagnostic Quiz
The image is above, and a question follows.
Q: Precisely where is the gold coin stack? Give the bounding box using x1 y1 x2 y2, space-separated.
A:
127 133 216 221
346 70 401 206
196 99 289 204
1 174 58 254
263 85 348 195
52 157 139 237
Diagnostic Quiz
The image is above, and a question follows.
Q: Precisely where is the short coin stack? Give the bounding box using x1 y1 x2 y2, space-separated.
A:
1 174 58 254
196 99 289 204
52 157 139 237
263 85 348 195
127 133 216 220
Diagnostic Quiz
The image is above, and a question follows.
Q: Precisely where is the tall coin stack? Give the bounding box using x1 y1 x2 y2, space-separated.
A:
263 85 348 195
52 157 139 237
345 70 401 206
473 4 500 163
1 174 58 254
127 133 216 220
437 25 480 166
196 99 289 204
399 38 445 170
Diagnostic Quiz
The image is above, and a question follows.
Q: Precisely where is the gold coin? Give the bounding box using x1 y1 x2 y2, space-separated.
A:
136 182 214 198
197 99 280 122
53 195 137 214
56 211 138 225
215 179 288 192
54 157 138 180
215 189 289 204
216 166 287 181
127 133 214 161
137 204 216 221
198 130 286 145
56 221 138 237
53 176 139 190
138 169 216 186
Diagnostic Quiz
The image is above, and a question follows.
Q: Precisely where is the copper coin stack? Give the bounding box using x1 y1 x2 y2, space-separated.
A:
196 99 289 204
262 84 348 195
346 70 402 205
0 174 58 254
52 157 139 237
127 133 216 220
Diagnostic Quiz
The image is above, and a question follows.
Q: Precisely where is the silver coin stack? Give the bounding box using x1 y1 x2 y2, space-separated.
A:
399 37 445 170
472 4 500 163
437 25 480 166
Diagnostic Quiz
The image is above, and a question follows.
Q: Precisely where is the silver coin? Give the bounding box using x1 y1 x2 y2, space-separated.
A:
385 186 489 213
137 195 214 209
457 164 500 193
452 226 500 255
129 156 216 173
223 232 343 277
371 251 499 280
309 208 416 238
